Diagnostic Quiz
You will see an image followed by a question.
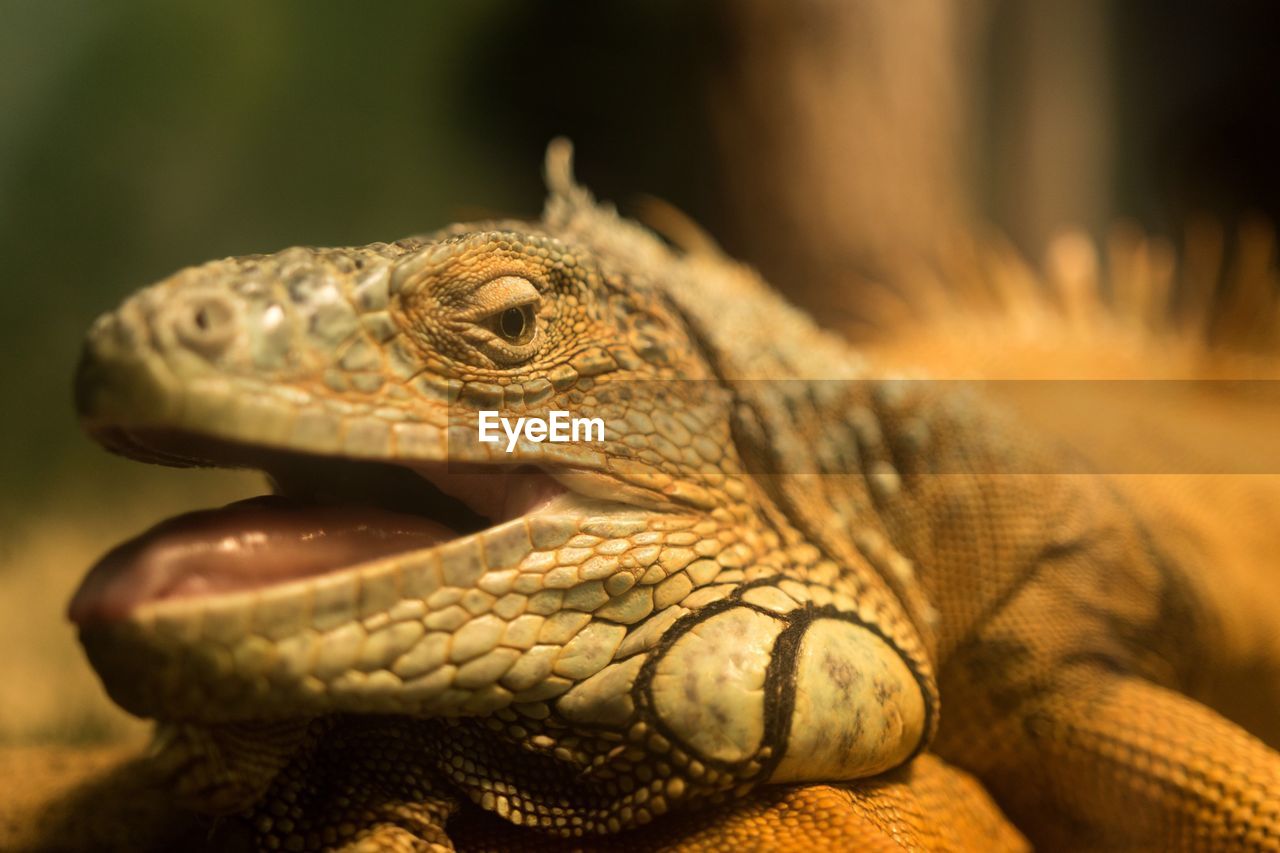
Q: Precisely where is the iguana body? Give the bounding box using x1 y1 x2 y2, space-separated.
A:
62 143 1280 850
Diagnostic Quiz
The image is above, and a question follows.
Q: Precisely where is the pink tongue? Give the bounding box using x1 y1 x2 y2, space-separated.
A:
69 497 458 625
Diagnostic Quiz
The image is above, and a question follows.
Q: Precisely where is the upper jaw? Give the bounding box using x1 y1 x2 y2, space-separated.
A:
76 302 672 507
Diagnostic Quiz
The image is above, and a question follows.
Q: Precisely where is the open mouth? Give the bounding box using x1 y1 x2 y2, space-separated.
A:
69 428 567 625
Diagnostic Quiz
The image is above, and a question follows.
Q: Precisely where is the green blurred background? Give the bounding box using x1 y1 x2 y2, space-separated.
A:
1 0 1276 743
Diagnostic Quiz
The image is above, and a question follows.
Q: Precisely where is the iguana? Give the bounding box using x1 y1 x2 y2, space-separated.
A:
57 141 1280 851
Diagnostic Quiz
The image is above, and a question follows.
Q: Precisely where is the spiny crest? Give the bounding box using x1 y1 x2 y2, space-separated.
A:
857 221 1280 379
541 138 676 281
541 139 864 381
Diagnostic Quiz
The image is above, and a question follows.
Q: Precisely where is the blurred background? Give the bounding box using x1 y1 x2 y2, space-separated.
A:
1 1 1277 746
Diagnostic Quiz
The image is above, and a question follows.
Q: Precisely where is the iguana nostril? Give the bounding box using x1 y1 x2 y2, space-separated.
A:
173 293 237 357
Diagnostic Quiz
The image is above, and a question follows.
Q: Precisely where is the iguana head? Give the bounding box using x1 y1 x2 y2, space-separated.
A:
69 142 933 838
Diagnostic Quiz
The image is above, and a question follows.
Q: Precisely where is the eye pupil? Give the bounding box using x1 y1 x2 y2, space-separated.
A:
499 306 527 341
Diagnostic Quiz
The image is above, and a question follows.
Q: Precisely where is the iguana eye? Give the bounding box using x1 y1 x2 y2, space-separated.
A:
460 275 542 364
497 304 533 343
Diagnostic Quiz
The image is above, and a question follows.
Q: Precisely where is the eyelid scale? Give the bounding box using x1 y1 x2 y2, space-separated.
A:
455 275 542 321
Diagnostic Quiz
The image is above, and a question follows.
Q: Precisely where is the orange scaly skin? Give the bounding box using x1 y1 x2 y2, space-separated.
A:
39 144 1280 850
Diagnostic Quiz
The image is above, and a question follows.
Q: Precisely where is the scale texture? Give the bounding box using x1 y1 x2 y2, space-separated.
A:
46 143 1280 851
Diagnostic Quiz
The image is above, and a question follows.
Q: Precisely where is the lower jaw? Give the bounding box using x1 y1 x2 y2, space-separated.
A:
78 500 648 724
